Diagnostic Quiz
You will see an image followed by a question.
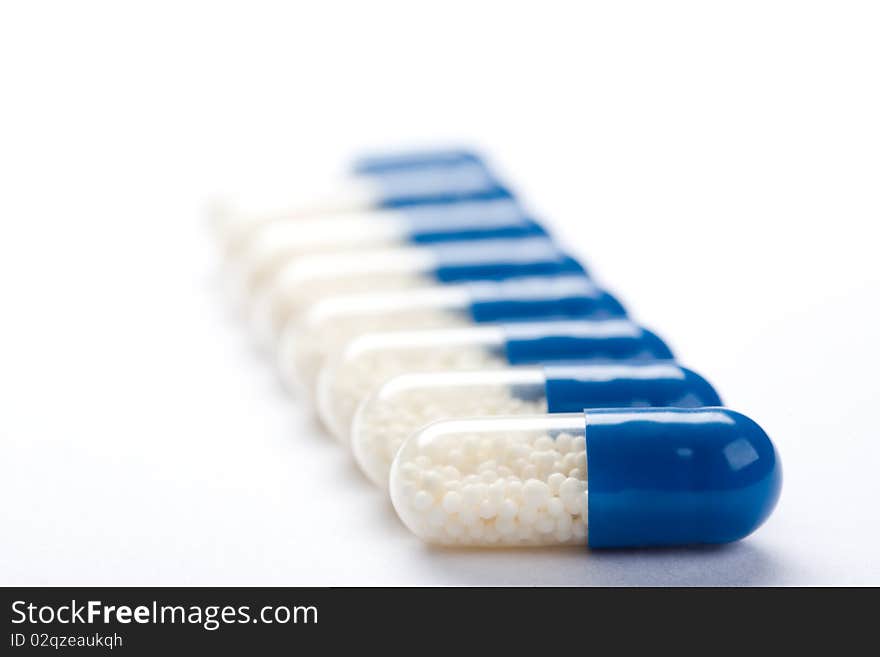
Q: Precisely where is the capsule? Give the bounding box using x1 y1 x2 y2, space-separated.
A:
232 198 545 306
213 149 507 249
279 274 625 393
248 237 583 348
353 363 721 488
316 319 673 444
390 407 781 548
351 148 485 174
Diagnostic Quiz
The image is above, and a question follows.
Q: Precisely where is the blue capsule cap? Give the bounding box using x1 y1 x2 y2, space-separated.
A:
468 278 626 323
501 320 674 364
585 407 782 549
432 238 574 283
396 198 543 244
351 149 485 175
368 160 510 208
440 251 588 279
379 184 514 209
410 219 547 245
543 363 722 412
402 198 527 232
556 255 590 277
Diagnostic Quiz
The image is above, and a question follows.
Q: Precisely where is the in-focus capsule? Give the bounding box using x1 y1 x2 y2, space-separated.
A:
353 362 720 488
316 319 673 443
279 274 625 392
390 407 781 548
248 237 583 347
213 149 506 248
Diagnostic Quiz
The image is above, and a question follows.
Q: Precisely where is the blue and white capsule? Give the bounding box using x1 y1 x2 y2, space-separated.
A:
233 197 542 296
354 362 721 488
280 273 626 394
316 319 673 444
390 407 781 548
249 237 584 348
213 149 507 248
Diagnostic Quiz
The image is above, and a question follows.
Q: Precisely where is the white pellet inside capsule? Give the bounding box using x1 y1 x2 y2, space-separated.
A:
353 368 549 488
390 415 588 547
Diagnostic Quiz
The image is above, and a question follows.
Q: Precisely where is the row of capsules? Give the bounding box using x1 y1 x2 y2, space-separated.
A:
214 149 782 550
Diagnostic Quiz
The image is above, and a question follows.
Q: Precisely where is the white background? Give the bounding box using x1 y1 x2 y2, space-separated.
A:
1 1 878 586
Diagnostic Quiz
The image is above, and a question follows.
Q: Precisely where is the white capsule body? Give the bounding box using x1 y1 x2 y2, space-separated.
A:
230 210 409 296
211 178 380 251
249 247 440 355
390 414 588 547
247 236 562 351
353 367 549 488
278 274 599 387
278 285 477 394
316 326 509 442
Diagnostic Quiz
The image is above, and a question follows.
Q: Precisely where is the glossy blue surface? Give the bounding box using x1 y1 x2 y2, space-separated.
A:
555 256 590 277
401 198 527 232
380 185 513 209
469 280 625 323
351 149 485 175
501 321 673 364
399 198 546 243
584 407 782 549
371 161 509 207
410 219 547 244
431 238 576 283
543 364 721 412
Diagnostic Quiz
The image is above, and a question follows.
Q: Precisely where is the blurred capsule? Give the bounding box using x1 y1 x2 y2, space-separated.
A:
316 319 672 443
279 273 624 393
233 198 546 316
212 149 506 249
248 237 582 350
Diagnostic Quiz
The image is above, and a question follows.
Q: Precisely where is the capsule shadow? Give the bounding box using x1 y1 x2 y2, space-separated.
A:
420 540 788 587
